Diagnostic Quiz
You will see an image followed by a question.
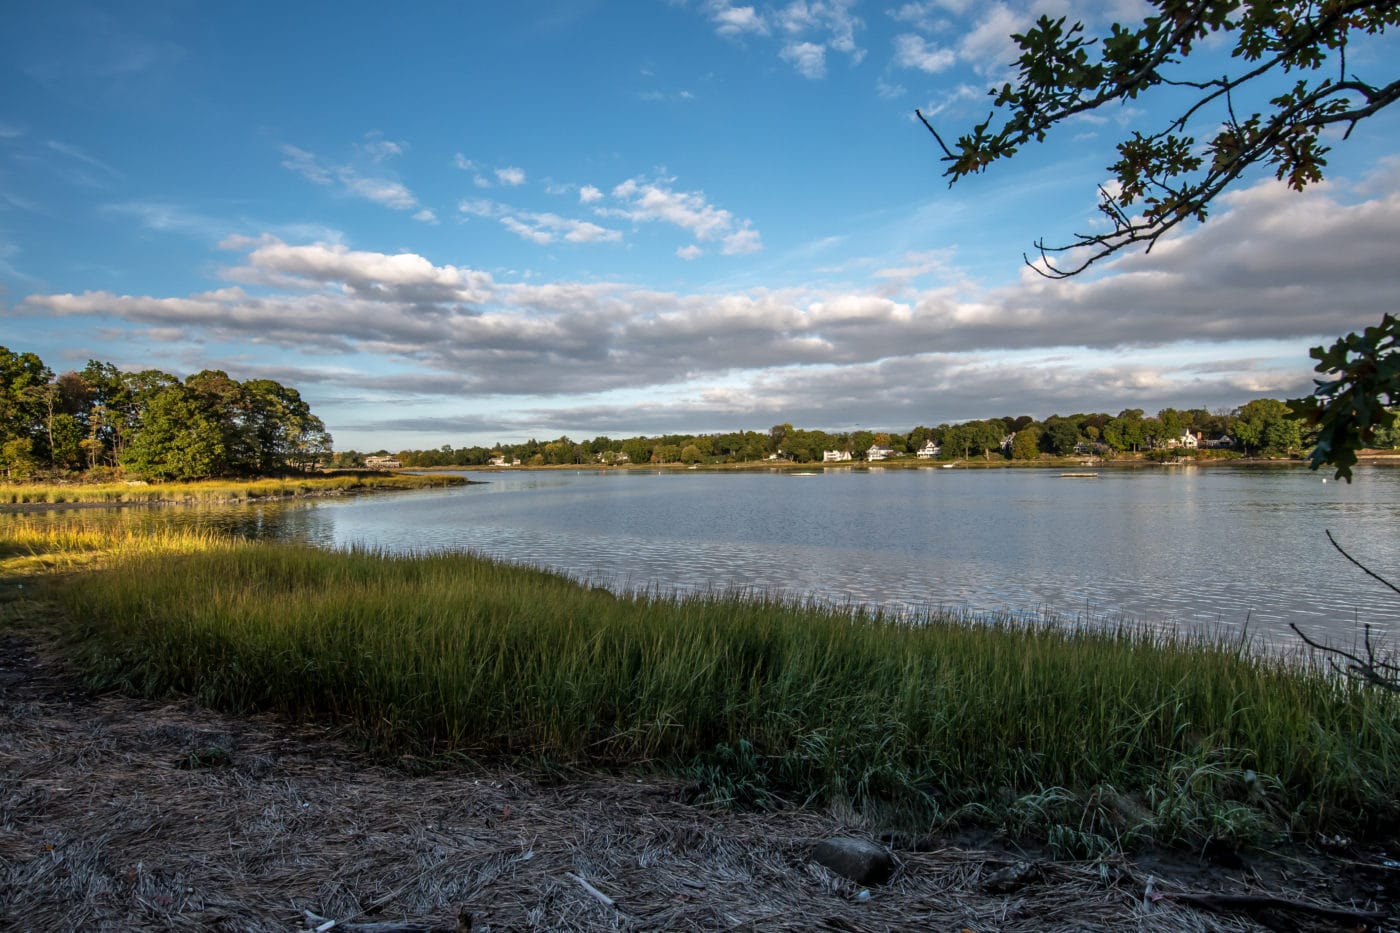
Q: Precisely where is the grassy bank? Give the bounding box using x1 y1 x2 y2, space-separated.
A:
12 521 1394 857
0 472 468 506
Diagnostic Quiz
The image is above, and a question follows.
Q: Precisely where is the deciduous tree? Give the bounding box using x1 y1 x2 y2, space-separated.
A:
920 0 1399 478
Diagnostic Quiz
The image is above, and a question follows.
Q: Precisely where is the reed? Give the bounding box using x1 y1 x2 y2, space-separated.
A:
14 520 1397 851
0 473 466 505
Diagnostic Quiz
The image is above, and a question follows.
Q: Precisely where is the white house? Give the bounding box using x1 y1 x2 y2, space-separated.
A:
916 440 941 459
1168 429 1201 450
823 449 852 462
866 444 894 461
364 455 401 470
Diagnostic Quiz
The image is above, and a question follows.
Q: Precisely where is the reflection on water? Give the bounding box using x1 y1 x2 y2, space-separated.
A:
8 466 1399 643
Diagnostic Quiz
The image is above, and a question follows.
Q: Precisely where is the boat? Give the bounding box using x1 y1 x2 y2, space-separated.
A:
1059 472 1099 478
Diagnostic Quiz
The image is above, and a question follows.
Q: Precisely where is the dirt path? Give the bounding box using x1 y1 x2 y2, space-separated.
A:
0 633 1393 932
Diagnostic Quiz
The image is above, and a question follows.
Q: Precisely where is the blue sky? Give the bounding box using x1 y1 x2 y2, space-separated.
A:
3 1 1398 450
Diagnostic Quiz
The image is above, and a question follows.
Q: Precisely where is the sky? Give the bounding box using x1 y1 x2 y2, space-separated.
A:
2 1 1398 450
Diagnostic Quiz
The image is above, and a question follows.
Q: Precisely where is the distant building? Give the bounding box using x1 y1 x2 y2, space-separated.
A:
823 450 852 462
916 440 941 459
866 444 894 461
1167 430 1201 450
364 455 401 470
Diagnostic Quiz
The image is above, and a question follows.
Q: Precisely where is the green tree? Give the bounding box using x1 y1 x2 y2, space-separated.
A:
921 1 1399 478
1010 425 1042 460
1233 397 1295 455
1043 419 1082 456
0 347 52 456
122 384 227 480
242 379 332 473
0 438 39 478
1102 409 1147 452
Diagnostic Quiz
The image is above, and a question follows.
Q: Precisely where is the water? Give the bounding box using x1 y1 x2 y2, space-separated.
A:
13 465 1400 643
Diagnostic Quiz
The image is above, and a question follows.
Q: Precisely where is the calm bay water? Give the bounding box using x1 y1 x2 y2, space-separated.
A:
19 465 1400 642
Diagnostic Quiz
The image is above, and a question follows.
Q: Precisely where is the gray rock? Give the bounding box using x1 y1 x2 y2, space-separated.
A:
810 837 896 885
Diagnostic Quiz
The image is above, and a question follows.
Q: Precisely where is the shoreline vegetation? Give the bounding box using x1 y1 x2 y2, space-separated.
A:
5 519 1397 860
0 471 471 509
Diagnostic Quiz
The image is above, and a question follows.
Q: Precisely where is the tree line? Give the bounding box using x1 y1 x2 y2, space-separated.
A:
376 398 1398 469
0 346 331 481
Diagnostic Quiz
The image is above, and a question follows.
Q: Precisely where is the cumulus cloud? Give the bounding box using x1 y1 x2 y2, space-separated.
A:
579 185 603 204
413 209 439 224
677 244 704 261
780 41 826 78
708 1 768 37
710 0 864 77
495 166 526 186
892 33 955 72
18 171 1400 423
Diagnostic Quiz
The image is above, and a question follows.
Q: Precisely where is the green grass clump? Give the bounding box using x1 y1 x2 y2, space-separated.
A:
42 531 1399 852
0 473 466 505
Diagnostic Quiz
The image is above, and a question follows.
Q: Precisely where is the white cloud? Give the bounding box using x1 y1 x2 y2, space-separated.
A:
360 133 406 163
677 244 704 260
888 0 971 31
281 145 333 185
495 166 526 186
957 3 1030 74
452 153 475 171
876 78 907 100
892 33 955 73
501 216 553 245
501 211 622 245
459 199 620 245
339 174 417 210
918 82 985 118
413 209 439 224
780 41 826 78
606 176 760 253
280 143 420 212
579 185 604 204
721 225 763 255
708 1 768 37
458 198 499 218
22 170 1400 420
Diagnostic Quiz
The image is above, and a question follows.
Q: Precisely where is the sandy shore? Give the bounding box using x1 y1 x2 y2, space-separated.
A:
0 632 1393 932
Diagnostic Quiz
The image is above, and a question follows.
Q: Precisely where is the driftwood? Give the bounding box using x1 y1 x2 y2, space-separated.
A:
302 908 471 933
1161 891 1388 927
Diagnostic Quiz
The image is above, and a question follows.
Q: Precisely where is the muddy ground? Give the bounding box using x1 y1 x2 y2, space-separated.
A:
0 632 1395 932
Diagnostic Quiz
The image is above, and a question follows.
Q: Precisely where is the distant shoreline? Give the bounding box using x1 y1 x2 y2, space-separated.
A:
408 452 1400 473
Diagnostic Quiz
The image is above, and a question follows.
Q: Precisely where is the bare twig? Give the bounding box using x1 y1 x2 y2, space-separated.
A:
1326 529 1400 597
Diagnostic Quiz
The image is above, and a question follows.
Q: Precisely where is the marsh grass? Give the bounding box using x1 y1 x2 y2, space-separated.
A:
27 521 1396 852
0 472 466 505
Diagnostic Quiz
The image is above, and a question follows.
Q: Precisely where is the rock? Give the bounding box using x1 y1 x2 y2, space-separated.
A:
810 837 896 885
981 860 1040 894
